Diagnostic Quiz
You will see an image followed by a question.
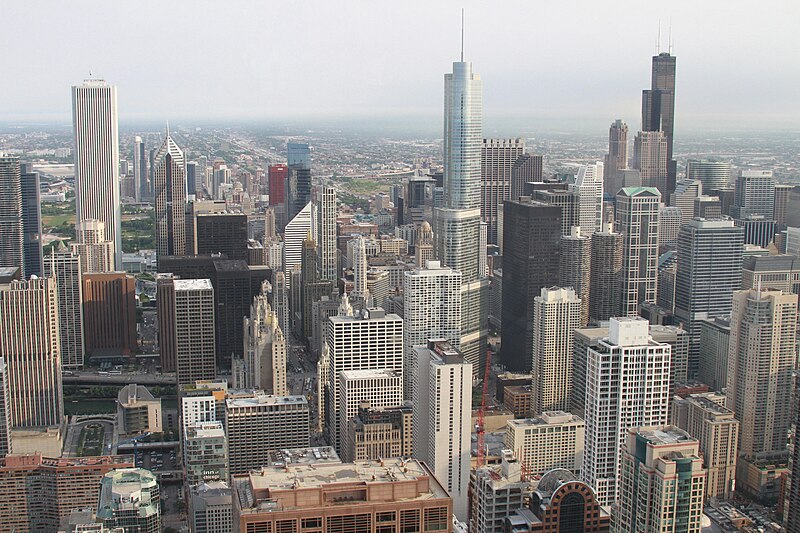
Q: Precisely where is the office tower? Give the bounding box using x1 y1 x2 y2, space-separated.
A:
337 369 403 459
582 317 672 506
686 159 731 191
325 307 403 450
71 219 115 273
97 468 161 532
479 220 488 276
501 198 561 370
0 454 134 532
604 119 628 195
735 214 776 247
733 170 775 219
411 340 472 520
231 458 451 533
170 279 216 385
414 220 434 267
184 421 229 485
481 138 525 244
727 289 797 459
510 153 543 202
225 393 310 475
345 404 413 462
195 213 248 261
117 384 162 434
697 317 730 392
268 163 287 205
0 278 63 429
789 379 800 532
633 131 669 195
71 79 122 269
44 243 85 369
571 326 606 416
669 179 702 225
589 223 623 324
434 53 488 378
694 195 722 218
641 50 677 193
152 129 187 260
402 261 462 398
0 361 9 456
504 412 585 476
671 392 739 500
504 469 611 532
133 136 148 201
82 272 137 357
470 451 533 533
774 183 793 229
531 187 576 236
531 287 581 415
186 160 197 196
658 205 681 250
570 162 604 236
0 154 24 276
283 201 314 272
190 481 233 533
237 284 287 395
287 142 311 219
316 185 338 281
617 186 661 316
648 324 689 387
674 219 743 378
211 260 253 369
560 227 592 325
351 235 368 300
273 270 290 343
742 255 800 295
155 273 177 372
614 426 705 533
19 164 43 277
301 237 334 339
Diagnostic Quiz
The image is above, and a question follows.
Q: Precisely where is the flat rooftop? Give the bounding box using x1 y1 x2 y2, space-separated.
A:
174 278 213 290
507 412 584 428
339 369 400 380
637 426 694 445
267 447 340 467
226 394 308 409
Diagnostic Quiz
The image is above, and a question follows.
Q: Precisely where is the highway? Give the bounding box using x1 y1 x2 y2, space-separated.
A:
63 372 177 386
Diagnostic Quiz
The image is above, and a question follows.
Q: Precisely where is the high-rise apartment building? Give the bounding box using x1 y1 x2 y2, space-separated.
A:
481 138 525 244
633 131 669 196
44 242 85 369
617 186 661 316
19 164 43 278
560 227 592 326
287 142 311 220
569 162 604 236
153 130 187 260
172 279 216 385
402 261 461 398
671 392 739 500
604 119 628 195
686 159 730 192
614 426 705 533
237 283 286 395
316 186 338 281
641 51 677 195
71 79 122 269
0 278 63 429
727 289 797 459
674 218 743 378
501 198 561 370
225 394 310 475
504 412 585 477
0 154 24 276
325 307 403 450
589 223 623 324
697 317 731 393
97 468 161 532
582 317 672 506
411 340 472 520
531 287 581 415
510 153 543 202
82 272 137 357
71 219 115 274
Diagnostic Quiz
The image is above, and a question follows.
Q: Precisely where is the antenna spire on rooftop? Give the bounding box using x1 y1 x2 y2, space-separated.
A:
668 20 673 54
460 8 465 62
656 19 661 54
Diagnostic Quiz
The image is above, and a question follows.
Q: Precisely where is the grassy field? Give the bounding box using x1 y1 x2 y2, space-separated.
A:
42 213 74 228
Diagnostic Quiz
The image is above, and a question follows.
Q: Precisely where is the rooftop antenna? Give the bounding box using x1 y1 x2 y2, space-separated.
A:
668 20 673 54
166 120 170 138
460 8 465 61
656 19 661 54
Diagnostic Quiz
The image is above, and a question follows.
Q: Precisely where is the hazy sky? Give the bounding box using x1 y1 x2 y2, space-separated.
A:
2 0 798 133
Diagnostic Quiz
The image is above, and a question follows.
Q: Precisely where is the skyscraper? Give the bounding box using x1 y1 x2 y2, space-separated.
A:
71 79 122 269
97 469 161 531
434 52 489 376
674 218 743 378
641 51 677 195
560 228 592 326
530 287 581 415
283 202 314 272
632 131 669 196
604 119 628 196
133 136 148 202
569 162 604 236
173 279 216 385
337 369 403 458
20 164 43 278
237 283 287 395
316 185 338 281
727 289 796 459
153 129 187 260
44 242 85 369
617 186 661 316
70 219 115 274
589 223 623 324
0 154 23 276
510 153 543 202
481 138 525 244
0 277 64 428
582 317 671 506
501 198 562 371
402 261 462 398
686 159 731 191
287 142 311 219
733 169 776 219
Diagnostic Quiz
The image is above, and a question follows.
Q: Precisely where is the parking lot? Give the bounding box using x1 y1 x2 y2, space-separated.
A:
133 446 180 473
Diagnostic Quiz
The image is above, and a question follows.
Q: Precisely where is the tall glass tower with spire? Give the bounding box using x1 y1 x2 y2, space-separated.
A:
434 47 488 376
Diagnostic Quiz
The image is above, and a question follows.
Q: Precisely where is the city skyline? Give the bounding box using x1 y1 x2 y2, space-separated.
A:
1 2 799 132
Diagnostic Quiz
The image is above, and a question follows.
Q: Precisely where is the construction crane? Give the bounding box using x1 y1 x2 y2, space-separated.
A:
476 349 493 467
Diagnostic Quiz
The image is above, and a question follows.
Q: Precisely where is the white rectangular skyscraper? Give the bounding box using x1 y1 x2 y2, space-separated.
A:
71 79 122 269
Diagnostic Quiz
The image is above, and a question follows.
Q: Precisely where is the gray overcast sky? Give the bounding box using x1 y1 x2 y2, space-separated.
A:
2 0 798 132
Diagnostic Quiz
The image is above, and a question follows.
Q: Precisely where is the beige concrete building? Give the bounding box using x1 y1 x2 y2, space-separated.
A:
504 411 585 477
671 392 739 500
116 384 162 435
345 404 412 463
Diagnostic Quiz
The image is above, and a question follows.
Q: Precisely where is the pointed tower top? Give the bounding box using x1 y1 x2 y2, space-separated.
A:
166 120 170 138
460 8 465 62
668 20 673 54
656 19 661 54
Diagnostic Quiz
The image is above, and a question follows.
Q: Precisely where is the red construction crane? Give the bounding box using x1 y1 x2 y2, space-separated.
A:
476 349 493 467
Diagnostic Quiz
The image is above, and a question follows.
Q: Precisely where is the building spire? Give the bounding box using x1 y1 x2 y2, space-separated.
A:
668 20 673 54
166 120 170 138
656 19 661 54
460 8 465 62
